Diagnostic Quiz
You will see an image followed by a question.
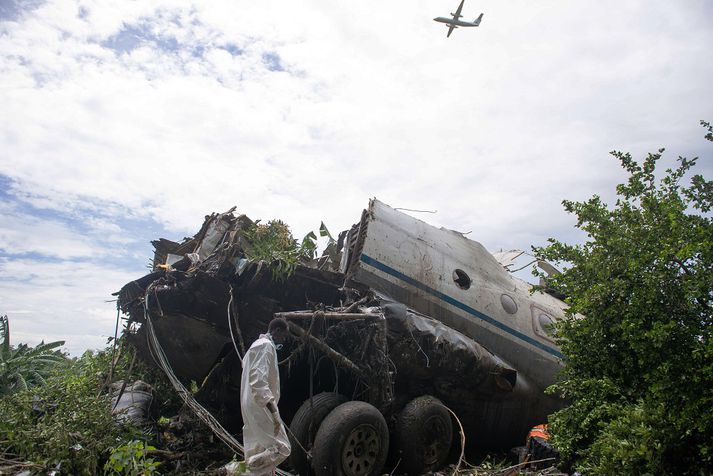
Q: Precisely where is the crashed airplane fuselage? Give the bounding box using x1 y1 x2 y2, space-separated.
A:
341 200 567 446
346 200 565 393
117 199 570 475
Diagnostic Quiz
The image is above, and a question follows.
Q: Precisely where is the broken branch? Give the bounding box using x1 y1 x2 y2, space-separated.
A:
286 321 366 379
276 311 382 320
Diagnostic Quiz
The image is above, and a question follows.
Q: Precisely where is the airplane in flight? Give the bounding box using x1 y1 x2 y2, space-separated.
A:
434 0 484 37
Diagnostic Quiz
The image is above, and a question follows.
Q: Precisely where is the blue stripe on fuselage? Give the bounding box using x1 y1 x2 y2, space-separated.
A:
359 253 563 359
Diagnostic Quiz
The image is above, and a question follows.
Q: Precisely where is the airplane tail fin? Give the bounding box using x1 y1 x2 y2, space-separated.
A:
474 13 484 26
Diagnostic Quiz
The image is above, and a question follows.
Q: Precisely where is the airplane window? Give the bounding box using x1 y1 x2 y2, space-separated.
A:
501 294 518 314
452 269 471 290
538 313 555 336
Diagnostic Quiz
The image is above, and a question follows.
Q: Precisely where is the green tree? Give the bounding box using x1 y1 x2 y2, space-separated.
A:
0 315 67 396
534 122 713 475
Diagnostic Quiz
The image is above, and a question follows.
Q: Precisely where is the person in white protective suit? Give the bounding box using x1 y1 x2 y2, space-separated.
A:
240 318 291 475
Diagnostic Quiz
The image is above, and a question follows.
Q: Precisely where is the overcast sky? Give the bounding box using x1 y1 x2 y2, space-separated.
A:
1 0 711 355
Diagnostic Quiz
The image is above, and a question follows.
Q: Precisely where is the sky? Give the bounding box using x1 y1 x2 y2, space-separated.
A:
1 0 712 355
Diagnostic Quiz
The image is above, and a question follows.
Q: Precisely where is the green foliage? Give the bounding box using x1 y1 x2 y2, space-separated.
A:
585 401 667 475
477 454 510 470
0 349 144 475
535 122 713 475
242 219 330 281
319 221 334 241
104 440 161 476
0 314 68 397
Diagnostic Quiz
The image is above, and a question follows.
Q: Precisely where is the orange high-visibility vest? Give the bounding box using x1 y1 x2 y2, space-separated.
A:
527 424 550 442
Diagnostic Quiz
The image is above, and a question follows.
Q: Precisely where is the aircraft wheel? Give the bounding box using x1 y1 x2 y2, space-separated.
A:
311 401 389 476
394 395 453 475
288 392 348 476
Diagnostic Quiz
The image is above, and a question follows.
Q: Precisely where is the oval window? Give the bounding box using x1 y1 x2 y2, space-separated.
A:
501 294 518 314
538 313 555 336
452 269 471 290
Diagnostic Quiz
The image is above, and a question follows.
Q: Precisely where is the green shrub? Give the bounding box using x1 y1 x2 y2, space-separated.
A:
104 440 161 475
242 219 321 281
0 349 143 475
584 401 665 476
536 121 713 475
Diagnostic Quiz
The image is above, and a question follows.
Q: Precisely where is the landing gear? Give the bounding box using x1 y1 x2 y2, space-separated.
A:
311 401 389 476
288 392 348 476
393 395 453 475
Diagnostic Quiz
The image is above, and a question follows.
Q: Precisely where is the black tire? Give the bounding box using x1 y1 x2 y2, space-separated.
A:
393 395 453 475
311 401 389 476
289 392 348 476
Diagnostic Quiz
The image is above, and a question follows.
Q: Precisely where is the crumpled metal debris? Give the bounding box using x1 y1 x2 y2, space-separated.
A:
115 205 554 457
110 380 153 425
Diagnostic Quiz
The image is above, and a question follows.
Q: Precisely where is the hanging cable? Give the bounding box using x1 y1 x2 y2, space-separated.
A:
141 283 295 476
226 285 244 366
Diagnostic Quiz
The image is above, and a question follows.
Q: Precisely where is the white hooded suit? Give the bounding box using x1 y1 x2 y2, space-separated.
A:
240 333 291 475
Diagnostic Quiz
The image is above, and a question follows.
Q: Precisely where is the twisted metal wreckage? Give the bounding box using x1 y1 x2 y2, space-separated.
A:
116 199 569 476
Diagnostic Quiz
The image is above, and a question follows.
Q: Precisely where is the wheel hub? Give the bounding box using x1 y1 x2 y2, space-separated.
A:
422 415 447 466
341 423 380 476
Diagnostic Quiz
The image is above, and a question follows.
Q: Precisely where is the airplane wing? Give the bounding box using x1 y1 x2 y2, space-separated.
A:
452 0 464 19
447 24 457 38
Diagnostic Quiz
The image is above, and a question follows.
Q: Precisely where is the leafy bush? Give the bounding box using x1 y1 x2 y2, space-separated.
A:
242 219 324 281
585 401 667 475
536 122 713 475
104 440 161 475
0 349 143 475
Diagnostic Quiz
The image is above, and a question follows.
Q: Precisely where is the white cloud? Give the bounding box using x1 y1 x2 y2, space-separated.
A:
0 258 140 355
0 204 102 259
0 0 712 352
